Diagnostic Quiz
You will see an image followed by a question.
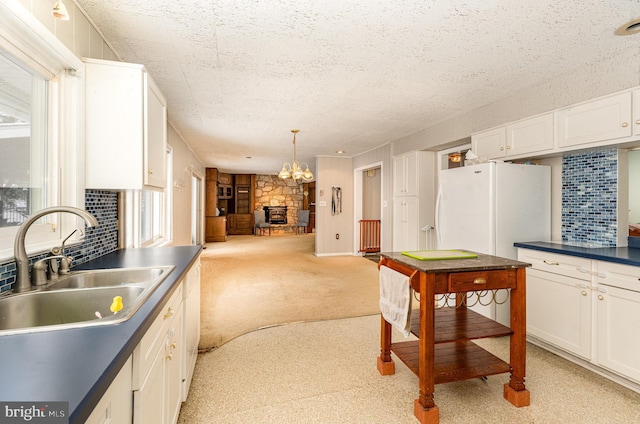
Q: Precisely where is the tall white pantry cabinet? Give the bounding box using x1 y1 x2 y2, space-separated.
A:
392 151 435 252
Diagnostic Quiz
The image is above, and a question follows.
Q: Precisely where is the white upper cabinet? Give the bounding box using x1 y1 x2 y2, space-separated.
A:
471 127 506 160
393 152 419 196
472 113 554 160
633 88 640 136
85 58 167 190
507 113 554 156
557 91 632 148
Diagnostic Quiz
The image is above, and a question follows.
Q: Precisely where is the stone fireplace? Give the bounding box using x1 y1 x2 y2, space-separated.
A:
255 175 305 234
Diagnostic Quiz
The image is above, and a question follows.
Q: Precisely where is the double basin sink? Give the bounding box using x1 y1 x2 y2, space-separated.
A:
0 266 174 336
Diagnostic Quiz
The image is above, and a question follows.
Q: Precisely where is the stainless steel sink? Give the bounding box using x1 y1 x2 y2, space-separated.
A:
47 266 172 290
0 266 174 336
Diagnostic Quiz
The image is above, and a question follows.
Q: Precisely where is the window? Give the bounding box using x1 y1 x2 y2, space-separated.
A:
0 51 48 229
123 146 173 248
0 3 84 260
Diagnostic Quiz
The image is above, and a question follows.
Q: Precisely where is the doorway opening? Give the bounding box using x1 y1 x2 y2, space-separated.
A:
354 162 383 258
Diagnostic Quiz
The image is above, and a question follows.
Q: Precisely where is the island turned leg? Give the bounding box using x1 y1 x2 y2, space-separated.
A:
504 267 530 407
414 272 439 424
377 315 395 375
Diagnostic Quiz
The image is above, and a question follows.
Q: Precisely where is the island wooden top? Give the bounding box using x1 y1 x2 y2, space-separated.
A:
379 251 530 273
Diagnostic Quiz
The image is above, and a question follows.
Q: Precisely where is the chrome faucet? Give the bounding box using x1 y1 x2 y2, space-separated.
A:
13 206 99 292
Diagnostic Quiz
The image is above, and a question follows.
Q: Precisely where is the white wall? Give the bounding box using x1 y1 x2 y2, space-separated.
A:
392 49 640 155
315 156 354 256
168 124 206 246
18 0 119 61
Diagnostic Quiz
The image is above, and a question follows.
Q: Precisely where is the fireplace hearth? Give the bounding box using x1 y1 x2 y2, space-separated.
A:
263 206 287 224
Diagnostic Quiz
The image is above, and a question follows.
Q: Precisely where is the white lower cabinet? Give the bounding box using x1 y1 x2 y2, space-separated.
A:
526 268 591 359
519 248 640 389
182 258 201 400
166 300 185 424
594 261 640 382
85 356 133 424
133 283 184 424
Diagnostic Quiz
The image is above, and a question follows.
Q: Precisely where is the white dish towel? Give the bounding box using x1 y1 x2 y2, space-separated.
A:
379 265 412 337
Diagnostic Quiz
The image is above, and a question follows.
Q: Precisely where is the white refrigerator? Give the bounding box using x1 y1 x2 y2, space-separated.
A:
435 161 551 325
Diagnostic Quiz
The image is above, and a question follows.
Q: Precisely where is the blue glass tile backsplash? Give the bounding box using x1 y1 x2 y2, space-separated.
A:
0 190 118 293
562 148 618 246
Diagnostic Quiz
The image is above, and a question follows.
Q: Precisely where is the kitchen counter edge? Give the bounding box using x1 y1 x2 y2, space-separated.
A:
514 241 640 266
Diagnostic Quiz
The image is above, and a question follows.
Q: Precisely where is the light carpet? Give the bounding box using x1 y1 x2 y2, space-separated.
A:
199 234 382 351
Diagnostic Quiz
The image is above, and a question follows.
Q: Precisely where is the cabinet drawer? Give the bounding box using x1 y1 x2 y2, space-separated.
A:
518 249 591 281
595 261 640 292
447 270 515 292
132 283 183 390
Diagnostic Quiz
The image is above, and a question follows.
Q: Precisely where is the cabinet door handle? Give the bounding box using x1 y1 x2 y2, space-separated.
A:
148 169 154 175
473 277 487 285
581 290 588 296
598 294 604 300
622 122 629 127
500 146 504 151
636 119 640 125
166 353 173 360
163 307 174 320
543 260 559 266
506 145 512 150
171 342 177 350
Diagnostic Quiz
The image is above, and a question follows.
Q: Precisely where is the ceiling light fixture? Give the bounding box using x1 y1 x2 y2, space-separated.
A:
614 17 640 35
278 129 314 182
52 1 70 20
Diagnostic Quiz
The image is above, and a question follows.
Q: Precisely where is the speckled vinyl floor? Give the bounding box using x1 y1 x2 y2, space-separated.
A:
178 315 640 424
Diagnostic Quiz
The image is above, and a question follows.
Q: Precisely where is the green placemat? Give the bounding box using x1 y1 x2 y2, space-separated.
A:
401 250 478 260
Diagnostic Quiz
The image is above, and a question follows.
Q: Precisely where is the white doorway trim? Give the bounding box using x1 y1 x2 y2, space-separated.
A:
353 161 383 256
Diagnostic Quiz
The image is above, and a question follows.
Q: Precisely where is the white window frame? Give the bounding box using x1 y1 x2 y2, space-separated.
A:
122 146 173 248
0 2 85 261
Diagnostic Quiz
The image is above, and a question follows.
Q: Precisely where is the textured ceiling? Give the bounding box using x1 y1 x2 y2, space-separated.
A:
75 0 640 175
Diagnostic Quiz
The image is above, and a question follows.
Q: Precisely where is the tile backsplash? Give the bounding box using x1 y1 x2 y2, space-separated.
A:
0 190 118 293
561 148 618 246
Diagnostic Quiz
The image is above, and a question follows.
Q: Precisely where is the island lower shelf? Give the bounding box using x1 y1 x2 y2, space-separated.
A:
392 307 514 384
391 339 512 384
410 307 514 342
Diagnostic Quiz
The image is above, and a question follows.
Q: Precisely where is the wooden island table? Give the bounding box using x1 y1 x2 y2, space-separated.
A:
377 252 531 423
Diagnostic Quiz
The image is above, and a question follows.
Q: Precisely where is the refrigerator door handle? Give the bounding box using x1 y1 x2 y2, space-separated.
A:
435 183 442 249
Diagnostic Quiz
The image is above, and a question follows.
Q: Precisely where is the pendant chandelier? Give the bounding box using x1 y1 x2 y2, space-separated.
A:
278 129 314 181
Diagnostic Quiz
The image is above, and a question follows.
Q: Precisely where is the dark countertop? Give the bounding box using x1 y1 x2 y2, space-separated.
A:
0 245 201 424
380 251 530 273
514 241 640 267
